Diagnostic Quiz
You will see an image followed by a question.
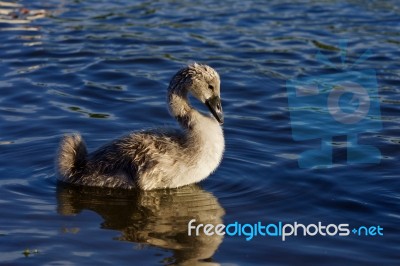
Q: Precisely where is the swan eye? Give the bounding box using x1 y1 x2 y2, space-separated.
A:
208 84 214 91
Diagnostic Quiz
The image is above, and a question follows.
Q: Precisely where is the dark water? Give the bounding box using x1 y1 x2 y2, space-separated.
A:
1 0 399 265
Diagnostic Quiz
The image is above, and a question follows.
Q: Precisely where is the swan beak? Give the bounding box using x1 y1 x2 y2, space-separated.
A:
206 96 224 125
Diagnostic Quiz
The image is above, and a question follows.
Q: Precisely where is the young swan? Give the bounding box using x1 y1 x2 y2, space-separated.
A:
57 63 224 190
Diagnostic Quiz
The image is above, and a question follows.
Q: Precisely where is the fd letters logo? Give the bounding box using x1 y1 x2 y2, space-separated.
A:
287 41 382 168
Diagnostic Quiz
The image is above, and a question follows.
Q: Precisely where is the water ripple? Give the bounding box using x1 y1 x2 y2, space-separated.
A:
0 0 399 264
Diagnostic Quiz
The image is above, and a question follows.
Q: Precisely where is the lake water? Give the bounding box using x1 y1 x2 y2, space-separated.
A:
0 0 399 265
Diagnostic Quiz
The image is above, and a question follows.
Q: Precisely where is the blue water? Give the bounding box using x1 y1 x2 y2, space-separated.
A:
1 0 399 265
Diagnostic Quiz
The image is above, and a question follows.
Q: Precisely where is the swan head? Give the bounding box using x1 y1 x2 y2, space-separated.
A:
169 63 223 124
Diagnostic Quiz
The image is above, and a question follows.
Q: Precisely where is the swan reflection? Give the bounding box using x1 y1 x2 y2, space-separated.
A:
57 184 225 265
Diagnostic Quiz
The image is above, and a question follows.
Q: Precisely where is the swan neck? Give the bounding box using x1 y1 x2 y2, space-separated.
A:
168 86 192 129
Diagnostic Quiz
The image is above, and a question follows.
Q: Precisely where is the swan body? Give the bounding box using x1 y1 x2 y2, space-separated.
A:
57 63 224 190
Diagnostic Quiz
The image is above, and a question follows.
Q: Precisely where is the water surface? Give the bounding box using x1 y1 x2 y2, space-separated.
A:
0 0 399 265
